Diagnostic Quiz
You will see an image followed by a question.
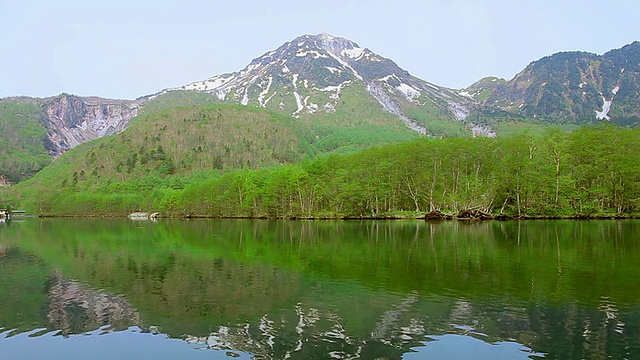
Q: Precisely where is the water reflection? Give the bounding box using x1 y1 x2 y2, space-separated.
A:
1 219 640 359
45 271 141 335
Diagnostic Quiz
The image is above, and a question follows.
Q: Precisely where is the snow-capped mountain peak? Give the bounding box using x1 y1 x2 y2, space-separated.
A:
163 33 472 134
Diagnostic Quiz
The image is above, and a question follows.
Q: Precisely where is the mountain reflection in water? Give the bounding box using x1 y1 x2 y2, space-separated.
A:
1 219 640 359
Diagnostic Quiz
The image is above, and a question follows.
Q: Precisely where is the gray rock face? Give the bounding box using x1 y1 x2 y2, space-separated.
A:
0 174 10 187
43 95 140 156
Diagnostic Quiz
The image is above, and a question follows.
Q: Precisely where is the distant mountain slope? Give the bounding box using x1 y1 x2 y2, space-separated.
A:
0 95 139 183
479 41 640 123
460 77 506 102
23 105 315 190
43 95 140 156
4 36 640 186
152 33 475 136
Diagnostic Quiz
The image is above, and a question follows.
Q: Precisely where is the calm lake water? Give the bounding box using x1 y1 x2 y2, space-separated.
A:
1 218 639 359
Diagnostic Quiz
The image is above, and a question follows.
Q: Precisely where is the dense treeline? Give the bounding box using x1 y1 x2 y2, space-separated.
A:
0 99 52 183
4 124 640 218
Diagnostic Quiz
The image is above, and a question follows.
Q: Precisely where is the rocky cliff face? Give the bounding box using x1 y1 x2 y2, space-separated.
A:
0 174 10 187
43 95 140 156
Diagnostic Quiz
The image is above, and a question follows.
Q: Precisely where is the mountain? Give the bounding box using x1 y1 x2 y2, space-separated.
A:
460 77 506 102
3 35 640 186
20 105 315 194
43 95 140 156
153 33 476 136
0 95 139 184
475 41 640 124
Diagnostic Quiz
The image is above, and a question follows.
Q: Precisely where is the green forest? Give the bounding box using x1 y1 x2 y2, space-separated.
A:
3 121 639 219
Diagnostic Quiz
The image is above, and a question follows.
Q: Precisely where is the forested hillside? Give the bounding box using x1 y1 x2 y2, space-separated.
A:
0 98 51 183
4 124 638 219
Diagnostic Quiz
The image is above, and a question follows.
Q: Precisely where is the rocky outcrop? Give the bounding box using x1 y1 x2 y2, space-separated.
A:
0 174 10 187
43 95 140 157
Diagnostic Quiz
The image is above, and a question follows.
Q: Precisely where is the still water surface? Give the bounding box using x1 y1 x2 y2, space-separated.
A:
1 218 639 359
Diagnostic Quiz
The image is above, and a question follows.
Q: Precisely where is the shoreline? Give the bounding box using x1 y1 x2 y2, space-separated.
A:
33 212 640 221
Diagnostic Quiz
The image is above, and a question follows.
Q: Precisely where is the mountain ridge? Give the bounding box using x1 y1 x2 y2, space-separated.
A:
150 33 475 135
476 40 640 123
2 35 640 184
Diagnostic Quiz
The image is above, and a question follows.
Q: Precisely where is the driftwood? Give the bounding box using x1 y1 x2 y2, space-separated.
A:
425 210 453 220
494 213 510 220
456 209 493 220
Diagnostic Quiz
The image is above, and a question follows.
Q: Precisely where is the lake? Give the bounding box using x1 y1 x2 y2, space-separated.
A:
1 218 639 359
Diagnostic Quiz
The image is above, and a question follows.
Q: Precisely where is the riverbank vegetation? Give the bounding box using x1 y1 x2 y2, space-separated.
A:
3 123 639 219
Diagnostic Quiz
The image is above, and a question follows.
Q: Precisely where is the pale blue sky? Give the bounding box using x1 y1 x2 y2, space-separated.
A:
1 0 638 99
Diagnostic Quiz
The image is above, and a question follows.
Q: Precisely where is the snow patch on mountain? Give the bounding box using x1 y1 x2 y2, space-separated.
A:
240 89 250 106
596 96 613 120
396 83 421 100
595 85 621 120
457 90 474 99
343 47 365 60
257 76 273 108
293 92 304 116
612 85 620 95
323 47 364 81
155 33 473 135
296 50 328 59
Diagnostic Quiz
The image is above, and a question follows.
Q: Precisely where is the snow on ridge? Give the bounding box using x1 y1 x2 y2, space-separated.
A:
457 90 474 99
379 74 399 82
296 49 329 59
282 65 291 73
397 83 421 100
324 49 363 81
343 47 365 60
241 63 260 75
326 67 341 74
424 83 440 91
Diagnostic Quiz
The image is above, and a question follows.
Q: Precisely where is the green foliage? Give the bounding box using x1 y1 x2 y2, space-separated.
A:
0 98 51 183
10 123 640 219
137 90 223 117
